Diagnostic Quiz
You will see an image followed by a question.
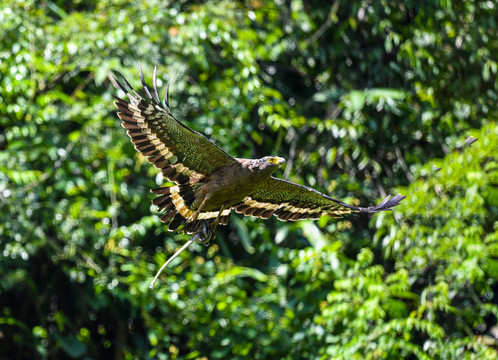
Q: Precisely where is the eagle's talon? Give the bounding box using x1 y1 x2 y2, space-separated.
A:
201 239 210 247
191 231 202 243
192 222 212 244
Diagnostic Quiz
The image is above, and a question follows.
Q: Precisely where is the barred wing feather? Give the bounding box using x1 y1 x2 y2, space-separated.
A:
235 177 406 221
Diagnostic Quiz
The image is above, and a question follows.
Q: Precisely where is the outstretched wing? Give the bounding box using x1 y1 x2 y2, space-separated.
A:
235 177 405 221
112 63 239 185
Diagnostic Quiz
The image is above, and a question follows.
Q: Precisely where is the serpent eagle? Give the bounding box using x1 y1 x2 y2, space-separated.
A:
112 64 405 244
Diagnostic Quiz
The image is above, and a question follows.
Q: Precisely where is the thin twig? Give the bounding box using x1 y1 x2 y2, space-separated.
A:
283 127 296 179
395 146 413 183
303 0 340 48
149 237 196 289
106 145 119 230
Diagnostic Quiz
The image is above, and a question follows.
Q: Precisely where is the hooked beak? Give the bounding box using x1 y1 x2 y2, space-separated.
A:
275 156 286 165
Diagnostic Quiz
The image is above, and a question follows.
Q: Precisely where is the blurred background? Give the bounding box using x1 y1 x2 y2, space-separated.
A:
0 0 497 359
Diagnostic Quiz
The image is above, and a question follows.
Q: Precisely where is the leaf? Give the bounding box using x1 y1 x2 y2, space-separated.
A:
231 216 255 254
300 221 326 250
59 335 86 358
348 90 366 111
215 266 268 283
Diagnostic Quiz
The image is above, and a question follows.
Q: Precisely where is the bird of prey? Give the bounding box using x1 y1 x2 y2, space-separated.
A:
112 64 405 286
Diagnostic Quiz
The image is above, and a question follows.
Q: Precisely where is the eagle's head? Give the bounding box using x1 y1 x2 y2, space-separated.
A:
237 156 286 179
251 155 286 173
261 155 286 168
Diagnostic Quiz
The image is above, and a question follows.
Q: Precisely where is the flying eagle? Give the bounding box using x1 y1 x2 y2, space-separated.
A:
112 64 405 286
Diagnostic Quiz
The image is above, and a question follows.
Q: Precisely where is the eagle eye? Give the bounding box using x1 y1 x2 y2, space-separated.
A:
267 157 280 165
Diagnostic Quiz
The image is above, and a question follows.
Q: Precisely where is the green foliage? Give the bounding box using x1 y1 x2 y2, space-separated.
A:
370 124 498 358
0 0 497 359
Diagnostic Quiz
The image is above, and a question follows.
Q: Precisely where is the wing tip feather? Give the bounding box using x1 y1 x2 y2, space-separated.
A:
341 193 406 213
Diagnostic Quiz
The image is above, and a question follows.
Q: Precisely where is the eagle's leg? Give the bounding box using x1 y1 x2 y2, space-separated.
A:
210 204 226 231
188 193 212 223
